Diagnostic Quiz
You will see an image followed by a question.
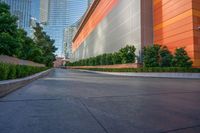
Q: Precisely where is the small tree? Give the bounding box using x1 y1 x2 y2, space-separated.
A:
143 45 161 67
106 53 113 65
173 47 192 67
119 45 136 64
112 52 122 64
159 46 173 67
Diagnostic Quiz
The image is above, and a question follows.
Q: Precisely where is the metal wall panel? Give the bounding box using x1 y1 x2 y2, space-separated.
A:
71 0 153 62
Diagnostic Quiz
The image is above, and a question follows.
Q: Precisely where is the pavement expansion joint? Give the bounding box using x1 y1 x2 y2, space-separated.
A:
0 98 61 103
77 98 110 133
160 124 200 133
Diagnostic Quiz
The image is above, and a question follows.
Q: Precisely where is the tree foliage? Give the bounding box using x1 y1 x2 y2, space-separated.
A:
0 2 20 56
173 47 192 67
143 45 161 67
67 45 136 66
143 45 192 68
119 45 136 64
33 23 57 66
0 2 57 67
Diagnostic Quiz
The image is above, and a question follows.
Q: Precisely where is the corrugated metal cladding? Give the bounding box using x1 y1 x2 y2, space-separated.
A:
154 0 200 67
71 0 153 62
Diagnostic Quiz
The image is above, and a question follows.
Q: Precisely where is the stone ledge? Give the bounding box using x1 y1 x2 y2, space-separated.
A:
0 69 53 98
78 69 200 79
67 63 142 69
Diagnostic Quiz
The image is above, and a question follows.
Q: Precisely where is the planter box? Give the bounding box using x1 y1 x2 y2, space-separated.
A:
0 69 52 98
67 63 142 69
0 55 45 67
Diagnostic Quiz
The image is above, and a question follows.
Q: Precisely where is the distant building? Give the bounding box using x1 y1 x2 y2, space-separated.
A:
42 0 88 57
40 0 49 25
0 0 31 29
63 21 80 59
53 57 64 68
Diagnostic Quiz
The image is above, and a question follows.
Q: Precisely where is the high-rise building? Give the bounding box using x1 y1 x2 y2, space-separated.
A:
63 21 80 59
42 0 88 57
40 0 49 24
0 0 31 29
88 0 94 6
71 0 200 67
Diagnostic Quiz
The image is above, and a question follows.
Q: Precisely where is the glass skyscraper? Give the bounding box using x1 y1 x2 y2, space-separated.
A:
41 0 88 57
0 0 31 29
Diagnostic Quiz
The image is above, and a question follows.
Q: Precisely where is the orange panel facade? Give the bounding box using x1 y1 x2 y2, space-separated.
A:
72 0 118 53
154 0 200 67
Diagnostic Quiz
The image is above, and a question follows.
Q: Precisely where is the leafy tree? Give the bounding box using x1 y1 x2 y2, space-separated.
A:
100 54 107 65
0 2 57 67
106 53 113 65
0 2 20 56
173 47 192 67
143 45 161 67
159 46 173 67
33 23 57 67
119 45 136 64
112 52 122 64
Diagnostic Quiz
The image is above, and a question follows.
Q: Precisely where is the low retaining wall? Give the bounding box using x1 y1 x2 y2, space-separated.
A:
67 63 142 69
0 55 45 67
0 69 53 98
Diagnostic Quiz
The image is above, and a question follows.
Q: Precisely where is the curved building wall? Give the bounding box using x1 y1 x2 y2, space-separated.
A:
71 0 153 62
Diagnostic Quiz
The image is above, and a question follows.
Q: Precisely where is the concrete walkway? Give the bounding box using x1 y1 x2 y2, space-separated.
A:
0 69 200 133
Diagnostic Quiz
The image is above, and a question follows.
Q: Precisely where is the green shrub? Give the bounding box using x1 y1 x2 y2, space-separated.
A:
143 45 161 67
143 45 193 68
159 46 173 67
0 63 9 80
0 63 48 80
119 45 136 64
8 64 16 79
95 55 101 66
106 53 113 65
68 45 136 66
112 52 122 64
172 47 192 68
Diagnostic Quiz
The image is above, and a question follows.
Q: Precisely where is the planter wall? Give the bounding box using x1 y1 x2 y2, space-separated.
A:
67 63 142 69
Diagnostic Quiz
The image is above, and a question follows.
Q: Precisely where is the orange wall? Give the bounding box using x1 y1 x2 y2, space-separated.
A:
72 0 118 52
154 0 200 66
193 0 200 66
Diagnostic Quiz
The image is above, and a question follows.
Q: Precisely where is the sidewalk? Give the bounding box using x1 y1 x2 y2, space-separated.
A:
78 69 200 79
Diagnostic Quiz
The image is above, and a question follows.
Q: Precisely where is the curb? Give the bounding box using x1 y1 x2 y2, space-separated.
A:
0 69 53 98
78 69 200 79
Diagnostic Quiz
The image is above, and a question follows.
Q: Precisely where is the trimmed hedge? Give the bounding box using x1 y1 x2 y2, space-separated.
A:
0 63 48 80
78 67 200 73
67 45 136 66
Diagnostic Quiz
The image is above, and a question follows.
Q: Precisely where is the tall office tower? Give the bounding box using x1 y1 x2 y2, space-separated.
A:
40 0 49 24
0 0 31 29
43 0 88 57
